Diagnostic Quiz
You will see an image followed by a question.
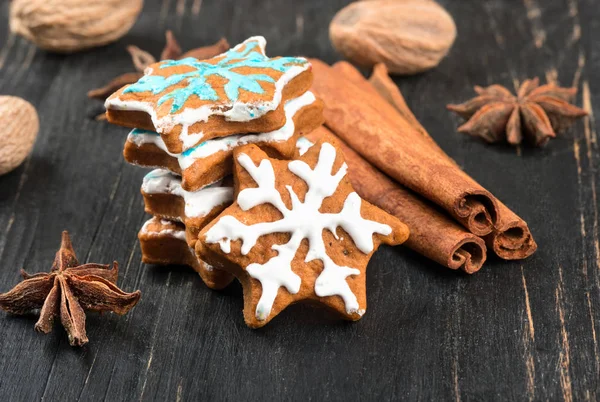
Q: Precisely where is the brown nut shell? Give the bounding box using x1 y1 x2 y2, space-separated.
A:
330 0 457 75
0 96 39 175
9 0 143 53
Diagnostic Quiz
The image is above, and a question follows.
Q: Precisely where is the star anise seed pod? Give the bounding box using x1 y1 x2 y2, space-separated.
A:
0 231 141 347
447 78 588 147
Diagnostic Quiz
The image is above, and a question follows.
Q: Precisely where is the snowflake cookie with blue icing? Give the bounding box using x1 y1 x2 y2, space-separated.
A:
106 36 313 154
197 138 410 328
124 91 323 192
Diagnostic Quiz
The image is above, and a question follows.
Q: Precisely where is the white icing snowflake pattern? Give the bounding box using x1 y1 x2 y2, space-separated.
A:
204 142 392 321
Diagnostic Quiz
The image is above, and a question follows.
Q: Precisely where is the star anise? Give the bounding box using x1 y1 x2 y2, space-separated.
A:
447 78 588 146
88 31 229 116
0 231 141 347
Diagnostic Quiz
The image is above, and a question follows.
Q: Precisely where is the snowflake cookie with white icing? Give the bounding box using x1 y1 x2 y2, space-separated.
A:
197 138 409 328
105 36 313 154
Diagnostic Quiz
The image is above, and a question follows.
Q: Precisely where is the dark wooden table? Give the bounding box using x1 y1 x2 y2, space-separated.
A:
0 0 598 400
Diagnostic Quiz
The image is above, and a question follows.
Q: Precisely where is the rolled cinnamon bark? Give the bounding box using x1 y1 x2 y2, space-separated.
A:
333 62 437 151
365 63 538 260
307 126 486 273
310 59 537 259
484 202 537 260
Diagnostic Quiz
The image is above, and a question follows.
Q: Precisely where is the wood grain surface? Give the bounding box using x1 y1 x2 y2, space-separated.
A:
0 0 598 400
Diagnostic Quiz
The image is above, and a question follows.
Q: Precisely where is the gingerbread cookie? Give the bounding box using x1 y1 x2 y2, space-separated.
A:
197 139 409 328
141 169 233 248
295 135 315 157
106 36 313 153
138 217 234 290
124 91 323 191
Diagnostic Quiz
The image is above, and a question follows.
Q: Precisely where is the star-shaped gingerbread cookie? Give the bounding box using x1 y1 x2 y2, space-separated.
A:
140 169 233 248
197 138 409 328
123 90 323 191
138 217 234 290
106 36 313 153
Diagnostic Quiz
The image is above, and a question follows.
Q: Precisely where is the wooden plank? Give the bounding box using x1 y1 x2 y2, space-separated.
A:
0 0 598 400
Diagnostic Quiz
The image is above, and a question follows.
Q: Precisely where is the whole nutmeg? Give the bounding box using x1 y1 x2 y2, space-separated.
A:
330 0 457 75
9 0 143 53
0 96 39 175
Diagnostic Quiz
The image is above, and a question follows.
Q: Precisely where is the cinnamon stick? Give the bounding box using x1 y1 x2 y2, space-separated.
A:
367 64 431 142
364 63 538 260
333 62 431 144
307 126 486 273
484 202 537 260
311 58 495 234
310 59 537 259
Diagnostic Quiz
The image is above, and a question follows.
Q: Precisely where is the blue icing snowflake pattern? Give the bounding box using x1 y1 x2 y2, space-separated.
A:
123 38 308 113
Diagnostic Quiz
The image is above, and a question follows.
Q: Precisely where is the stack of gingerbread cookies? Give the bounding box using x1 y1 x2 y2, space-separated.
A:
104 36 409 327
104 36 322 289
